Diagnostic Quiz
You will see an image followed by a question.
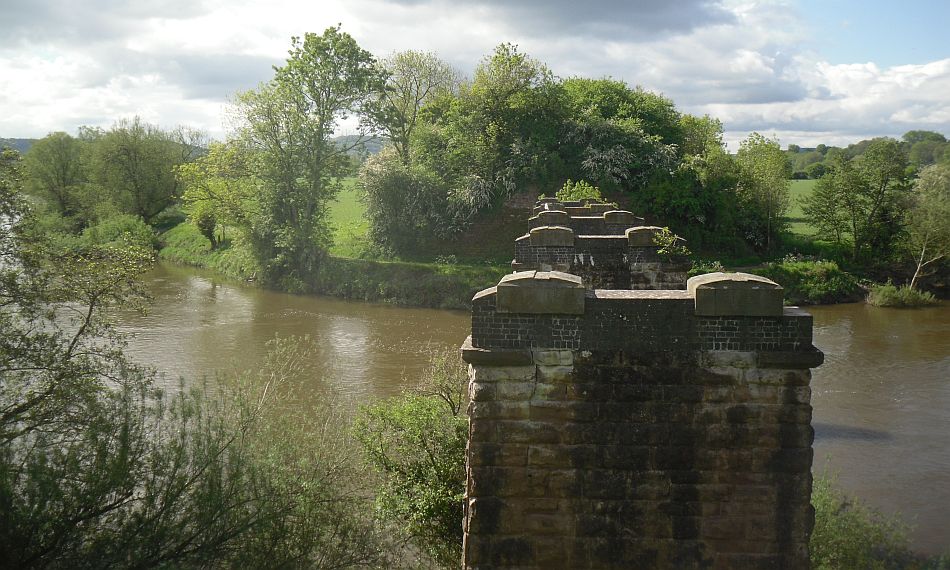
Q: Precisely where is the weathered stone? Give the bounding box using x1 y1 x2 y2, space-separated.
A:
603 209 637 226
587 203 613 214
626 225 663 247
462 199 822 569
537 210 570 226
529 225 575 247
688 272 784 317
495 270 585 314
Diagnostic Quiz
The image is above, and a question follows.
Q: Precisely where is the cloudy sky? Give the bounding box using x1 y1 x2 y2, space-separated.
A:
2 0 948 149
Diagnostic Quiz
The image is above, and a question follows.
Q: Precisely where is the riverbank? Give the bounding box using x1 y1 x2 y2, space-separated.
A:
159 222 507 309
161 221 945 310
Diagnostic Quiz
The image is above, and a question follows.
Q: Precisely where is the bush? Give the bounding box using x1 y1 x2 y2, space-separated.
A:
752 258 863 304
554 178 602 202
359 147 464 255
867 282 938 308
355 348 468 568
81 213 158 250
810 475 947 570
688 259 725 277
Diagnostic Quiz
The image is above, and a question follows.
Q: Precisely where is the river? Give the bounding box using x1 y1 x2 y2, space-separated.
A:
119 262 949 555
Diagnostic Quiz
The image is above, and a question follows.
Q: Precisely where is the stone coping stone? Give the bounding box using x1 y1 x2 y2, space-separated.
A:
515 233 531 242
537 210 570 225
687 272 784 316
564 206 590 216
496 270 585 314
529 225 574 246
587 203 614 214
591 289 693 300
575 235 627 242
603 209 640 225
626 226 664 246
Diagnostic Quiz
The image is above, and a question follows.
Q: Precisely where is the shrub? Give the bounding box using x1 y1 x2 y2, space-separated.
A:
81 213 158 250
867 282 938 308
555 178 602 202
359 147 464 255
810 475 940 570
652 226 691 258
688 259 725 277
355 348 468 568
752 259 862 304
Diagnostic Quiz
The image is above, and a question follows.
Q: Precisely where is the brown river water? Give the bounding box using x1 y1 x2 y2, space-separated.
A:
119 262 950 554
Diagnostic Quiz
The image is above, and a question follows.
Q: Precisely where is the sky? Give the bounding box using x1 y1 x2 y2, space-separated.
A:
1 0 948 150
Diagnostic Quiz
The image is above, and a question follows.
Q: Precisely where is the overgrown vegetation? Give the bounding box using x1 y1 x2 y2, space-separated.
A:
356 348 469 568
810 475 949 569
750 257 863 305
867 282 938 308
1 148 396 568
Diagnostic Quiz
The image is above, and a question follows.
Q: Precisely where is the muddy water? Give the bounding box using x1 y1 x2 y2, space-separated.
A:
809 302 950 554
119 263 949 553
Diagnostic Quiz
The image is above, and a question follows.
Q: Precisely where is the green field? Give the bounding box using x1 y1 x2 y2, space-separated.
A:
787 179 818 236
327 177 370 257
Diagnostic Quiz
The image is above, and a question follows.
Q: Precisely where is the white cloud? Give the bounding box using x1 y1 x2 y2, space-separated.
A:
0 0 947 149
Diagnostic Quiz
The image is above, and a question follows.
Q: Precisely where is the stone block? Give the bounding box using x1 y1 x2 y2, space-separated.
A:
495 270 585 314
626 225 663 247
529 225 574 246
688 272 784 317
603 209 639 226
537 210 569 226
588 203 613 214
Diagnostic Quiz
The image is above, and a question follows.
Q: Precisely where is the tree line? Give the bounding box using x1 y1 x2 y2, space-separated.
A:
787 130 950 180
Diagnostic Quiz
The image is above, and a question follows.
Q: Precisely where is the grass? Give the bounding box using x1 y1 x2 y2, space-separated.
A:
328 177 371 258
788 179 819 236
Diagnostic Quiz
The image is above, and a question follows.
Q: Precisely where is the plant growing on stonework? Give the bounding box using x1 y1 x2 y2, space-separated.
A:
554 178 603 202
652 226 691 258
355 347 469 568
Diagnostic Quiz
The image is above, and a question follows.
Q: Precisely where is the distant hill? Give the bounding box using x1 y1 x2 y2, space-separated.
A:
333 135 385 156
0 138 36 153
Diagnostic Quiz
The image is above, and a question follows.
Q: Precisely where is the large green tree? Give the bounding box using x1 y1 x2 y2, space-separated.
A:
23 132 85 219
234 26 385 288
802 138 910 260
735 132 791 251
84 118 203 223
373 50 459 165
904 164 950 289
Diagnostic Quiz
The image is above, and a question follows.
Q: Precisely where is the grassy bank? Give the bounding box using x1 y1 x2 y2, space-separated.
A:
159 221 506 309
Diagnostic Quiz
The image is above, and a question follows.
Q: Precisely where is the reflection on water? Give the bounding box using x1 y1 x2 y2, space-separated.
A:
119 264 949 554
810 303 950 555
117 263 470 402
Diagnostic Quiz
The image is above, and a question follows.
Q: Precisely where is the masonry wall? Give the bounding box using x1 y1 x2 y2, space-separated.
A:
512 236 689 290
462 279 821 570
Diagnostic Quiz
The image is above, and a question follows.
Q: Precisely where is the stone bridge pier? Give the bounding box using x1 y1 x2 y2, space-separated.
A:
461 271 822 569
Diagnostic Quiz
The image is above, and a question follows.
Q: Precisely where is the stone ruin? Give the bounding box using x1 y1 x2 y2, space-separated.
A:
460 199 822 569
515 199 689 290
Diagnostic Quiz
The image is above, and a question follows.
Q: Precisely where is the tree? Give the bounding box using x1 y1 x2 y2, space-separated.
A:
233 26 385 288
176 141 261 249
374 50 459 165
904 164 950 289
22 132 85 219
735 132 791 251
678 114 723 158
802 138 910 260
84 118 203 223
